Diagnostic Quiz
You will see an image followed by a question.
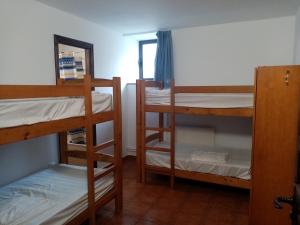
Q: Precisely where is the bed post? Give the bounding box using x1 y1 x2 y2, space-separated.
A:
56 78 69 164
170 80 175 188
140 80 146 184
136 80 142 182
158 81 164 142
84 75 96 225
113 77 123 213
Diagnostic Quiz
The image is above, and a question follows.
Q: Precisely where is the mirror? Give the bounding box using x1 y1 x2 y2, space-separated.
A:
54 35 95 166
54 34 94 80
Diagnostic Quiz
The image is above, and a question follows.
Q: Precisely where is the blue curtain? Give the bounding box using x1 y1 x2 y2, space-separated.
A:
155 31 173 88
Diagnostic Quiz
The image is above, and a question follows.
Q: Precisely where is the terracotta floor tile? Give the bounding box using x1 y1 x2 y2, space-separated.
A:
123 199 152 217
174 212 207 225
95 157 250 225
135 219 172 225
144 208 178 224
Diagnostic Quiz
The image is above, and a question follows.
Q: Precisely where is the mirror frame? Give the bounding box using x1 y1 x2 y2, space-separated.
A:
54 34 94 79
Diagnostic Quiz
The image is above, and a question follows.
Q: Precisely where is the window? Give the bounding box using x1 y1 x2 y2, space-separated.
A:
138 39 157 79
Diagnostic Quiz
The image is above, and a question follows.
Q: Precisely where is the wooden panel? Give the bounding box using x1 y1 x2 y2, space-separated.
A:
0 116 85 145
175 169 251 189
175 106 253 117
250 66 300 225
174 85 254 93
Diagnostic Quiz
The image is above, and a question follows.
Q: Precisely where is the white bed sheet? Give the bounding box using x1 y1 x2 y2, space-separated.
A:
146 141 251 180
0 92 112 128
145 88 253 108
0 164 114 225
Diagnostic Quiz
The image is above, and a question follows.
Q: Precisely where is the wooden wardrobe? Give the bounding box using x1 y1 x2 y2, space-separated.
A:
250 66 300 225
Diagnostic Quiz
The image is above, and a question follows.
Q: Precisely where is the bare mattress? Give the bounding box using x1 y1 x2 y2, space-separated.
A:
146 141 251 180
145 88 253 108
0 92 112 128
0 164 114 225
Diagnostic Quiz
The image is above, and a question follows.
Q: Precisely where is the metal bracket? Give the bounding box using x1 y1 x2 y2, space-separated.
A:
284 70 290 86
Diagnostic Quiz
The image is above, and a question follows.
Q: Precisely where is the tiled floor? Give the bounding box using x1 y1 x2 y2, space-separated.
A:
96 157 249 225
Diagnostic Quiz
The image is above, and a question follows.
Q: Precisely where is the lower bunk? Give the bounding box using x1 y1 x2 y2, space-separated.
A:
0 164 115 225
145 142 251 189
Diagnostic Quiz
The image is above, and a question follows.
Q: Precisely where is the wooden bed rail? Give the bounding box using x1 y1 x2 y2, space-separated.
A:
136 79 254 93
0 85 84 99
0 76 118 100
141 80 163 88
174 85 254 93
57 76 115 87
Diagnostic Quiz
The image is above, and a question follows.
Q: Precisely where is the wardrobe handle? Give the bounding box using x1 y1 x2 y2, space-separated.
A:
274 196 294 209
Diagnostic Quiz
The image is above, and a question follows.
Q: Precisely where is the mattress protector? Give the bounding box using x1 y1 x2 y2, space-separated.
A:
0 164 114 225
0 92 112 128
146 141 251 180
145 88 253 108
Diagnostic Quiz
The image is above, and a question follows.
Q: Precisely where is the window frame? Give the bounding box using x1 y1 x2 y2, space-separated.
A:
138 39 157 80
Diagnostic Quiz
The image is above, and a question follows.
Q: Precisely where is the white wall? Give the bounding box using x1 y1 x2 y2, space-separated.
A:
173 16 295 85
126 16 296 154
295 7 300 64
0 0 137 186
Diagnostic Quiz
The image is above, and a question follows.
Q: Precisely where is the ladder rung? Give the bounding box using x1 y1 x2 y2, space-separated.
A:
93 153 114 163
145 146 170 152
94 165 115 181
145 127 171 132
94 140 114 152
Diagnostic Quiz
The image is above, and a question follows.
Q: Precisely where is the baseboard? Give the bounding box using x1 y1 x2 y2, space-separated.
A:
126 147 136 156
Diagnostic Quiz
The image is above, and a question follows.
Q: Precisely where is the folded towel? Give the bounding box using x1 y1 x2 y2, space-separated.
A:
191 151 229 163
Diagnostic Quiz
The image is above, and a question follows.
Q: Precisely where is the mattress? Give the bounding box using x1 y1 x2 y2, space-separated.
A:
146 141 251 180
0 92 112 128
145 88 253 108
0 164 114 225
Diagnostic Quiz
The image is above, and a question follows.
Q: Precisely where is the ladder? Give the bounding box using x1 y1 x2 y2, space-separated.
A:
139 80 175 188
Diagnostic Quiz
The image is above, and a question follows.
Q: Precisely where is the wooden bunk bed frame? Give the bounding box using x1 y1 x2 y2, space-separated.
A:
0 76 122 225
136 79 253 189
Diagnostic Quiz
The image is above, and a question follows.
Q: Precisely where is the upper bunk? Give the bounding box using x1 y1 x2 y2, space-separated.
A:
0 76 121 145
136 79 254 117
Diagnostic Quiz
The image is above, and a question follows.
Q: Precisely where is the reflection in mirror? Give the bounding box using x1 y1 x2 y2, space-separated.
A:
58 44 86 79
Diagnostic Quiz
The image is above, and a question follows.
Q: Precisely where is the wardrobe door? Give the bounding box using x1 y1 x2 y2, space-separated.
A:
250 66 300 225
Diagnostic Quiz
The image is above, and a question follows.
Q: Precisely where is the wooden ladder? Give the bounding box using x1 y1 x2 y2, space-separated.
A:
140 81 175 188
84 77 122 225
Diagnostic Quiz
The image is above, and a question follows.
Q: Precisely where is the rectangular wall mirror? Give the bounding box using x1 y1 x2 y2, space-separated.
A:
54 35 96 166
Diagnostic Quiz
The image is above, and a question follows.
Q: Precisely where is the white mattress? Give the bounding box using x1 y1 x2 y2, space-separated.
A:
0 92 112 128
146 141 251 180
145 88 253 108
0 164 114 225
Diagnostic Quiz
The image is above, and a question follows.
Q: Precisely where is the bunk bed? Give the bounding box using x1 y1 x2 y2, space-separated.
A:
0 76 122 225
136 79 253 189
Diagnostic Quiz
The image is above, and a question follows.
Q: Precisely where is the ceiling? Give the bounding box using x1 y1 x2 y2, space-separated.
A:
38 0 300 35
